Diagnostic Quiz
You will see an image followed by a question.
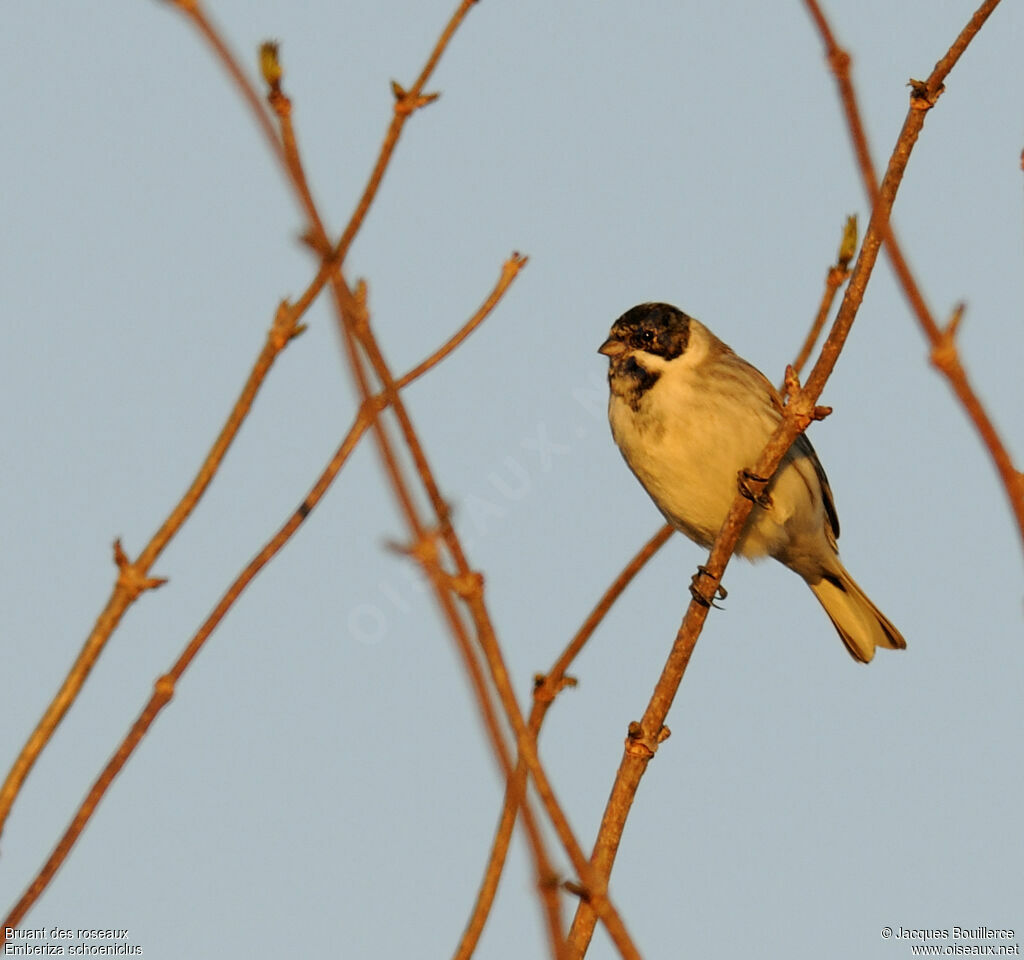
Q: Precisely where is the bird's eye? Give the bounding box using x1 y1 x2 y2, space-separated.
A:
636 328 655 347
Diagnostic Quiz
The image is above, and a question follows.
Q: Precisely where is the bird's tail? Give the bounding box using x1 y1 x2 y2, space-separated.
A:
808 563 906 663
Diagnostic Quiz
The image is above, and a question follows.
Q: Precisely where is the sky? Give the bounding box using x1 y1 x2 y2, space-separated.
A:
2 2 1022 958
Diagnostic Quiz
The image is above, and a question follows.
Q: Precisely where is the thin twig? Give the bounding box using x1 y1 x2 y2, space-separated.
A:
5 0 560 949
185 0 479 322
2 412 365 932
256 11 642 940
567 4 1002 952
802 1 880 200
258 23 577 950
172 1 284 167
332 0 478 264
789 215 857 381
803 0 1023 548
171 2 335 249
454 524 674 960
566 384 830 959
0 0 340 850
335 279 642 956
330 272 626 954
334 271 595 953
1 257 525 934
331 281 571 957
241 12 586 954
0 301 306 843
261 42 332 255
402 256 528 384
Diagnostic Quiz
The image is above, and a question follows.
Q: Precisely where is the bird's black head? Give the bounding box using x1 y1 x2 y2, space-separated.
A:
598 302 692 360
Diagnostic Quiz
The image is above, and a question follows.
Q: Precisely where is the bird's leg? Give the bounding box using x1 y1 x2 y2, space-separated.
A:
737 468 773 509
689 564 727 609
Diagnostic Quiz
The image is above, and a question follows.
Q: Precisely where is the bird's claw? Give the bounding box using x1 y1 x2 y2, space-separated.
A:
738 468 773 509
690 565 727 609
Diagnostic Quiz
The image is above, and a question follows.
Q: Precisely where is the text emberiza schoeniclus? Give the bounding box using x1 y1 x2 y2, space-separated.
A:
599 302 905 662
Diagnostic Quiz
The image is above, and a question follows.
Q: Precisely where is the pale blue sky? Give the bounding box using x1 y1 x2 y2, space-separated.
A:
2 2 1022 958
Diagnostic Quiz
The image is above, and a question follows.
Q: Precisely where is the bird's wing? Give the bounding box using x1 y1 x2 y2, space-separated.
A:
793 432 840 541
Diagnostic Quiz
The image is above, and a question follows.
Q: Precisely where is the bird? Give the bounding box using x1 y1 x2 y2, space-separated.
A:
598 301 905 663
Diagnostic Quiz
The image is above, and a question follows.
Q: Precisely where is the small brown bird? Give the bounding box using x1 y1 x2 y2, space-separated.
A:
600 302 905 662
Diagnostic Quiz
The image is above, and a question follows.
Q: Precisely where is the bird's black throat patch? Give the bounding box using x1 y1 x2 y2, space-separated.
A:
611 355 661 411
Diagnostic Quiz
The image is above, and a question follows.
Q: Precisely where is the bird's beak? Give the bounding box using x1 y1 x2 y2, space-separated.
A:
598 337 626 357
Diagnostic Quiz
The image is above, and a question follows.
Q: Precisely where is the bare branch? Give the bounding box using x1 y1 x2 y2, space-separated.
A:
455 524 674 960
0 298 306 842
1 256 525 932
789 215 857 382
804 0 1024 548
333 0 478 264
567 4 1004 953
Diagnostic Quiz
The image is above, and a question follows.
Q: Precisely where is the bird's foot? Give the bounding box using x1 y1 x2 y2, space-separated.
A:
690 565 727 609
737 468 773 509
